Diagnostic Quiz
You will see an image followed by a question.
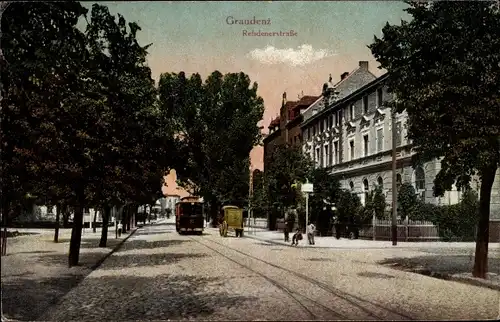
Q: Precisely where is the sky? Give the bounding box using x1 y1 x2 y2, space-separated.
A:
82 1 411 197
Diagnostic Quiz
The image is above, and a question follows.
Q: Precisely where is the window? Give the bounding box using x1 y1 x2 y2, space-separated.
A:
376 128 384 152
377 88 383 107
329 141 333 165
323 144 329 167
350 105 355 120
349 181 355 191
363 179 369 204
336 111 340 126
325 118 329 130
312 125 316 136
307 128 310 139
349 140 355 160
395 121 402 147
329 115 334 128
377 176 383 189
315 147 321 167
363 95 368 114
414 166 425 191
363 135 369 157
333 141 339 164
320 120 324 132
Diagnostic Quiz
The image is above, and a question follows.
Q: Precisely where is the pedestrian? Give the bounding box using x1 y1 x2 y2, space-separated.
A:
307 222 316 245
284 220 290 242
291 228 302 246
117 221 123 237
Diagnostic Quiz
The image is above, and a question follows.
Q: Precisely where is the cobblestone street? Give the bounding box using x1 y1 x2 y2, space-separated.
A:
37 223 498 321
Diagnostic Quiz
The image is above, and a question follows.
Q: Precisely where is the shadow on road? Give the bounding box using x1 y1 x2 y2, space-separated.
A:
42 274 258 321
99 252 210 269
379 254 500 275
113 239 190 252
2 274 87 321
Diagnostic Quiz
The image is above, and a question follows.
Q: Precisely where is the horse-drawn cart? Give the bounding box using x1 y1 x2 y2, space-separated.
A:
219 205 244 237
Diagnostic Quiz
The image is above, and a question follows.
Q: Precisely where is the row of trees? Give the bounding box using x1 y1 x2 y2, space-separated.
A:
1 2 264 265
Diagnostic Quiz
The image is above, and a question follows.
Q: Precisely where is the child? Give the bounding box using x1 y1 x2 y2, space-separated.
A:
291 229 303 246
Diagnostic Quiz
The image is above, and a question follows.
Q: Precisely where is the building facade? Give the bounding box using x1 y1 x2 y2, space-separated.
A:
301 71 500 241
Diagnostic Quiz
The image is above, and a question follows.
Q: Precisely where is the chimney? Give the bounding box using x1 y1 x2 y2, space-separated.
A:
340 72 349 80
359 61 369 70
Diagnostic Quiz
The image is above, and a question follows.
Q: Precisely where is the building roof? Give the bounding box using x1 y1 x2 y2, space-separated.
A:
293 95 321 110
268 116 281 128
301 73 389 128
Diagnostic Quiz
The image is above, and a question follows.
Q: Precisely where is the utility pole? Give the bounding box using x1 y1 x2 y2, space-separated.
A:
391 105 398 246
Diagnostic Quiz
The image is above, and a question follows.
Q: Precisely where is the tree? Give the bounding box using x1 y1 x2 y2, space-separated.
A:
336 190 362 224
265 145 314 210
362 184 388 224
158 71 264 225
84 4 173 247
1 1 90 258
309 168 341 233
397 182 418 220
369 1 500 278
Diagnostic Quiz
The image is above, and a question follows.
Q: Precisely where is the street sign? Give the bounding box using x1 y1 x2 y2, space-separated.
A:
301 183 313 193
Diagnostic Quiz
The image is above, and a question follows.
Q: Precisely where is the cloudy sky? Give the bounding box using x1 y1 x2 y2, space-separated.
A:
83 1 410 196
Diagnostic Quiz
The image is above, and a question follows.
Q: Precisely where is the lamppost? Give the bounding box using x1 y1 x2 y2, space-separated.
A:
391 103 398 246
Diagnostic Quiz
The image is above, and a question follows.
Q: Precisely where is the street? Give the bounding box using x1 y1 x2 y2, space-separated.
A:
34 222 498 321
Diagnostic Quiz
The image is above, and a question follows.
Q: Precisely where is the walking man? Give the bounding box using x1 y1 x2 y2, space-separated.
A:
307 222 316 245
284 219 290 242
117 221 123 237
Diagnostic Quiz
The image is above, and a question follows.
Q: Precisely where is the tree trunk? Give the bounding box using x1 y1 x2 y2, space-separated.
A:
126 205 131 231
92 209 98 233
209 199 219 228
68 204 84 267
62 206 69 228
54 204 61 243
143 205 147 224
99 205 110 247
1 199 10 256
472 163 497 278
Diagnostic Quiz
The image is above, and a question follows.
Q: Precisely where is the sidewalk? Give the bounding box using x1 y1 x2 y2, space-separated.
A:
244 229 500 291
1 225 139 321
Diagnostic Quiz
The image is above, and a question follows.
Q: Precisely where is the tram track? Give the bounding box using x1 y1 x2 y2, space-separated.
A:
187 236 343 320
188 235 415 321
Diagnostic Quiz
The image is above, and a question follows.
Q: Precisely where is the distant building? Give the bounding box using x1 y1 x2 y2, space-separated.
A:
164 194 181 211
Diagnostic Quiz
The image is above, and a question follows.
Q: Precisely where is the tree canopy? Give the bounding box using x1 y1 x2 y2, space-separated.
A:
368 0 500 278
158 71 264 220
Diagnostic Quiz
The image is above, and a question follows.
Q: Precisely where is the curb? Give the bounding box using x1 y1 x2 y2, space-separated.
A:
90 227 139 270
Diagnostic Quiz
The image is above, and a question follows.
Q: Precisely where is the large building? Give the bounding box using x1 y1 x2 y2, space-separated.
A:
263 93 319 171
300 66 500 241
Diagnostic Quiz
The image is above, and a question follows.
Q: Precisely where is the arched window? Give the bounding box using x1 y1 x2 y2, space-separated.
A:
414 167 425 191
377 176 383 189
363 179 369 192
349 181 354 191
396 173 402 191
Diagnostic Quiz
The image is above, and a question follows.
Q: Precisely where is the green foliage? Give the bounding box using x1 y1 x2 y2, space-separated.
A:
336 190 362 223
361 184 388 223
369 0 500 198
405 189 479 241
158 71 264 216
397 182 418 219
265 145 314 210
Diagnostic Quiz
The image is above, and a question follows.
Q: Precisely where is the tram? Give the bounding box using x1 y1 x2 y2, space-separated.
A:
175 196 204 234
